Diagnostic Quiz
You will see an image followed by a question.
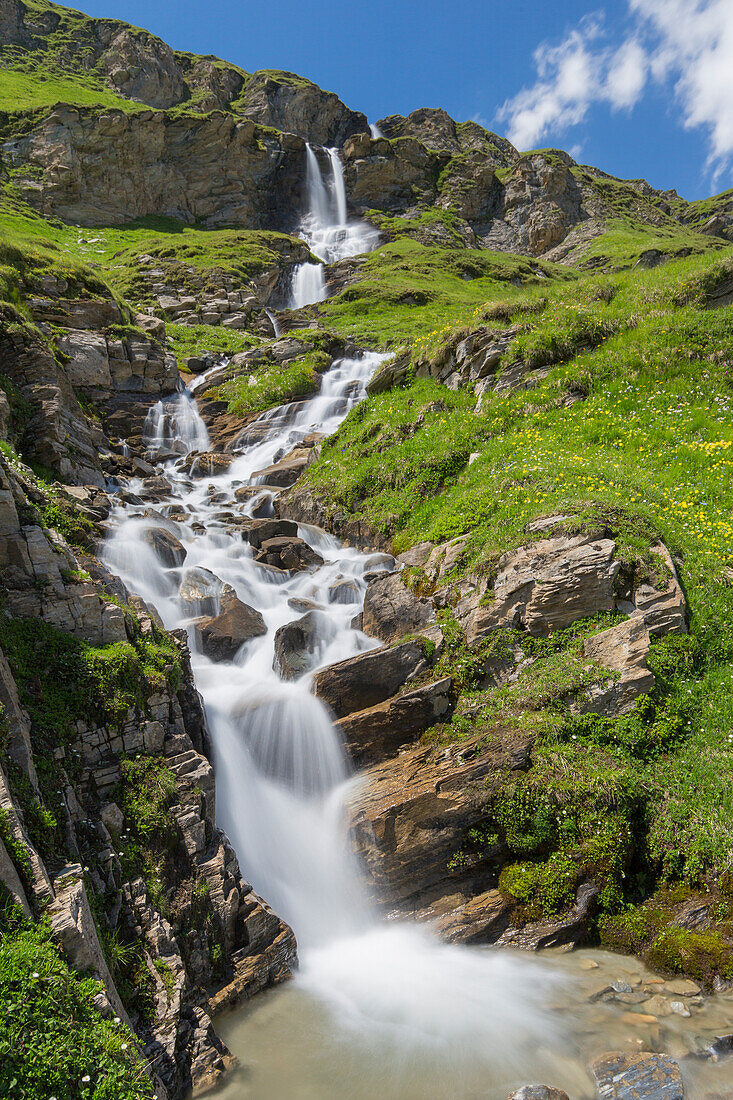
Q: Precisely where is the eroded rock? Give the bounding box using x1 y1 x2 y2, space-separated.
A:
312 640 429 718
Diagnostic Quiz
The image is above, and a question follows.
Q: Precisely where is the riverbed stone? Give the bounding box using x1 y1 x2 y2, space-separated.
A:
195 587 266 661
142 526 187 568
273 611 334 680
589 1051 684 1100
255 536 324 572
507 1088 569 1100
179 566 223 617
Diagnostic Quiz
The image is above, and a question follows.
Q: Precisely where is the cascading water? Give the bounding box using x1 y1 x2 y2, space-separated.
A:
290 143 380 309
143 391 210 456
103 354 580 1097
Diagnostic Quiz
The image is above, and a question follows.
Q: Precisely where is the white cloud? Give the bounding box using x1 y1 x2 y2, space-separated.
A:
498 0 733 177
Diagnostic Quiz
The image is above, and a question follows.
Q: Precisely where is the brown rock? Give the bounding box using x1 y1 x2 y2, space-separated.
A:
337 677 454 765
589 1051 684 1100
143 526 187 568
312 640 429 718
255 536 324 572
273 610 334 680
362 572 434 643
195 588 266 661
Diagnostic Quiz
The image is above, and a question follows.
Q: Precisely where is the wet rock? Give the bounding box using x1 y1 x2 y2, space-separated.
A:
589 1051 684 1100
143 526 187 568
195 588 266 662
328 578 360 604
498 880 599 951
312 640 429 718
138 475 173 501
507 1088 570 1100
252 448 311 488
273 611 334 680
183 452 234 477
362 552 397 575
179 566 223 617
255 536 324 572
241 517 298 549
348 732 532 910
287 596 322 614
362 572 434 643
466 534 619 644
433 889 513 945
337 677 454 765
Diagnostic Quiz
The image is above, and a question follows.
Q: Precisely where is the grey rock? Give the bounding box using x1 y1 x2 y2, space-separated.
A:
590 1051 684 1100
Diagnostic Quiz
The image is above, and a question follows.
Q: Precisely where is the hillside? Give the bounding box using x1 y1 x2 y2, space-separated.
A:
2 1 733 1097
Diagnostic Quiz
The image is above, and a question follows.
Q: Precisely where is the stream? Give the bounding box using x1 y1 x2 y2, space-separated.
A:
101 354 733 1099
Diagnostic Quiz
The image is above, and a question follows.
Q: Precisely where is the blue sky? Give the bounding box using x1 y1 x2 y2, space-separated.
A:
76 0 733 200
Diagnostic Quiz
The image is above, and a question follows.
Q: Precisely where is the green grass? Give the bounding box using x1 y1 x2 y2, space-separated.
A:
303 245 733 907
317 238 575 347
0 66 142 114
217 348 329 415
0 914 153 1099
167 323 260 368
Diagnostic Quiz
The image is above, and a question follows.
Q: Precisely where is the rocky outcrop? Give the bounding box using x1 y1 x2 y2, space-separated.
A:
348 732 532 912
342 132 445 213
361 572 434 643
3 105 306 229
377 109 517 164
237 71 368 146
337 677 454 765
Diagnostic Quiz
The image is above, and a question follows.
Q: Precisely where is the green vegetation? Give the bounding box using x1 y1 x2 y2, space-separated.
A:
167 322 259 368
0 914 153 1099
217 348 330 416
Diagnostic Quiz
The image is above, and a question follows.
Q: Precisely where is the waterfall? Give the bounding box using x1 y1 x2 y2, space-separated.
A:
143 391 210 455
103 351 562 1092
369 122 384 139
289 143 380 309
264 308 281 337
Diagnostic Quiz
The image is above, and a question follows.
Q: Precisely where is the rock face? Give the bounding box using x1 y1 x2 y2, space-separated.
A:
590 1051 685 1100
312 640 429 717
466 535 620 643
3 105 305 229
237 71 368 146
195 588 267 662
348 732 532 912
273 610 334 680
337 677 454 765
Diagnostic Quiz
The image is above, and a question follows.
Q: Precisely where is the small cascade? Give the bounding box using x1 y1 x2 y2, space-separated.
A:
264 308 282 337
369 122 384 139
143 391 210 455
289 143 379 309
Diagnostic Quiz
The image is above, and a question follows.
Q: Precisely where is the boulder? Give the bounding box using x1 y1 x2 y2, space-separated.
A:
362 572 433 643
581 616 655 716
328 578 360 604
273 611 334 680
255 536 324 572
337 677 454 765
179 566 223 617
312 640 429 718
252 449 311 488
184 452 234 477
589 1052 684 1100
58 331 112 390
241 517 299 549
138 475 172 501
466 535 619 644
143 526 187 568
195 587 266 661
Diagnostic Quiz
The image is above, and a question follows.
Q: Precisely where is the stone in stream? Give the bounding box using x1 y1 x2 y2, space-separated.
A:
252 448 311 487
182 451 234 477
336 676 454 765
507 1089 569 1100
273 611 335 680
138 474 173 501
179 566 223 617
241 517 299 549
328 577 360 604
255 536 324 572
312 640 429 718
195 587 266 662
589 1051 684 1100
142 526 187 568
362 571 434 642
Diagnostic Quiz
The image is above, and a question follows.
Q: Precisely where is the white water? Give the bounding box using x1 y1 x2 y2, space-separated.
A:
143 391 210 456
290 143 380 309
369 122 385 139
104 354 573 1094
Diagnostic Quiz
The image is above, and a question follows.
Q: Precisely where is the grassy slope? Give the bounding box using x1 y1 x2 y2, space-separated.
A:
303 247 733 969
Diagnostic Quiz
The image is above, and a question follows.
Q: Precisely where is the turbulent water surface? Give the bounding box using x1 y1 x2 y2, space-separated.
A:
104 355 733 1099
